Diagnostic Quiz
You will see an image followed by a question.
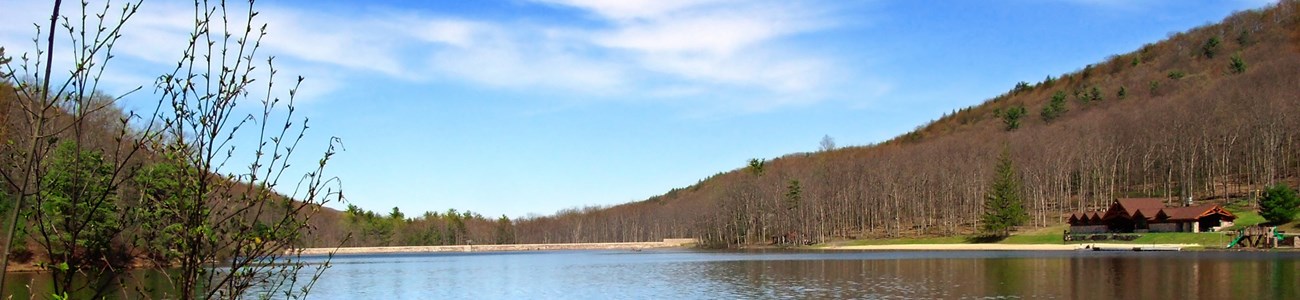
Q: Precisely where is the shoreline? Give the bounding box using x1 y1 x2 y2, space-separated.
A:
0 241 1230 272
6 239 700 272
821 243 1203 251
296 239 699 256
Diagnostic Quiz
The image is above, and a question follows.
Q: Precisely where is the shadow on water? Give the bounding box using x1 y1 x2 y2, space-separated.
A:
4 269 177 299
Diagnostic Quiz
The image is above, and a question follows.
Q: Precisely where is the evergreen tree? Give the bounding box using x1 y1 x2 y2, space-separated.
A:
982 149 1029 236
1040 91 1068 122
495 215 516 244
41 142 122 268
999 104 1027 131
747 158 766 176
1259 184 1300 224
1229 52 1247 74
389 207 405 220
1202 36 1221 58
133 156 200 263
784 180 802 211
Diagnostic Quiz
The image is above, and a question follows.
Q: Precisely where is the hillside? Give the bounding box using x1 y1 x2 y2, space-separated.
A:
0 80 524 251
10 2 1297 254
508 1 1300 247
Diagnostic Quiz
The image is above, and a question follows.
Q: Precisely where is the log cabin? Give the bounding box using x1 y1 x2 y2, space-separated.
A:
1067 198 1236 233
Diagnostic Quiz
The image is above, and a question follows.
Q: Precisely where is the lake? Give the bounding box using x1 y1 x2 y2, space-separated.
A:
6 249 1300 299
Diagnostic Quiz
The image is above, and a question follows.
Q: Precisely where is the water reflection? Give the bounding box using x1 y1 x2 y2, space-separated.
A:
694 251 1300 299
4 269 175 299
6 250 1299 299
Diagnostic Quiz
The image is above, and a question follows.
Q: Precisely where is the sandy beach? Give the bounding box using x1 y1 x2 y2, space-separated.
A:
296 239 699 256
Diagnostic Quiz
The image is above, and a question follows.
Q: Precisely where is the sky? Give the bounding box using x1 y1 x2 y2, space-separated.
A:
0 0 1277 218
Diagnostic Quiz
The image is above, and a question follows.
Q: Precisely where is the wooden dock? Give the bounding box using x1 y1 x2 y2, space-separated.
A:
1086 244 1185 251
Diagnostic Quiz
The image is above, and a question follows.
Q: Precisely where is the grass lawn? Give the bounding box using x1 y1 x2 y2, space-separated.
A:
1223 203 1268 230
830 225 1068 246
1001 234 1064 244
824 223 1245 248
827 231 1235 248
836 236 968 246
1129 232 1235 247
1221 202 1300 230
823 203 1300 249
1000 225 1066 244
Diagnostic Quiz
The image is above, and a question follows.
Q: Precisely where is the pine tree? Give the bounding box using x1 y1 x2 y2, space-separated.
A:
495 215 516 244
999 104 1027 131
41 142 121 266
1259 184 1300 224
1202 36 1221 58
1040 91 1068 122
784 180 802 211
982 149 1029 236
1229 52 1247 74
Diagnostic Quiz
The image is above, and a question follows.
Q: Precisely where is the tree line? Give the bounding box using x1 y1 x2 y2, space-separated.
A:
321 205 516 247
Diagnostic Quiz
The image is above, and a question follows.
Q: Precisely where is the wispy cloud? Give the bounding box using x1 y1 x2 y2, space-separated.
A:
531 0 741 21
530 0 860 110
2 0 878 113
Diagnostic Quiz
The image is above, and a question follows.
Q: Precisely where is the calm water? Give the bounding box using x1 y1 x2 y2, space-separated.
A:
7 249 1300 299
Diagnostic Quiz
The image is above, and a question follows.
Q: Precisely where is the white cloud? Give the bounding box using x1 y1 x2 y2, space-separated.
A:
531 0 742 21
258 7 412 78
113 3 193 66
414 19 483 47
3 0 877 113
534 0 852 109
596 15 779 56
639 51 827 92
427 38 629 94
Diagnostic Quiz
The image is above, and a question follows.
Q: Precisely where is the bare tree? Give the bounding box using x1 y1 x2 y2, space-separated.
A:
820 134 836 152
0 1 152 297
1 0 343 298
140 1 344 298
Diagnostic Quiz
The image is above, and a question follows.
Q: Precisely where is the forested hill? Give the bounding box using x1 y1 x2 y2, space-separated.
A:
505 1 1300 246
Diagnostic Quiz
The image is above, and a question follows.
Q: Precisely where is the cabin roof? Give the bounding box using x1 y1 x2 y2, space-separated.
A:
1116 198 1166 219
1160 205 1237 221
1067 211 1106 225
1071 198 1235 225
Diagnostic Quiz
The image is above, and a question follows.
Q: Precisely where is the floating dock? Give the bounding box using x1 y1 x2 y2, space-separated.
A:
1084 244 1185 251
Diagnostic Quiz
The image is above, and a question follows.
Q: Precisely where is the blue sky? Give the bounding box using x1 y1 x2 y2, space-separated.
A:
0 0 1275 218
